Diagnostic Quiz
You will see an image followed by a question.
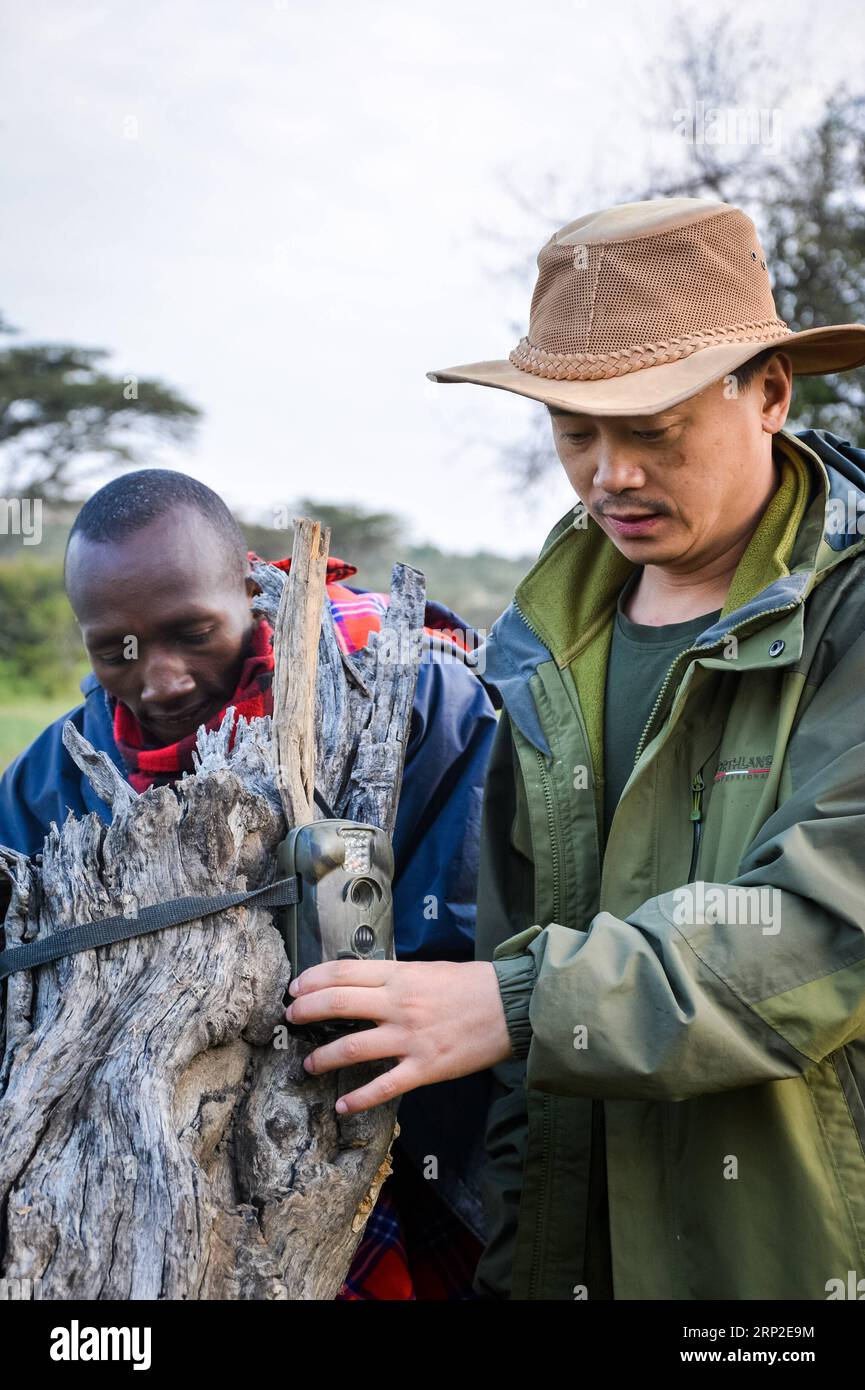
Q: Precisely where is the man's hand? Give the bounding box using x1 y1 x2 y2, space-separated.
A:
284 958 513 1114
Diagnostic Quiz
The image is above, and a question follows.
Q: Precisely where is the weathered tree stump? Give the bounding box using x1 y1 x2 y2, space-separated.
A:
0 519 426 1299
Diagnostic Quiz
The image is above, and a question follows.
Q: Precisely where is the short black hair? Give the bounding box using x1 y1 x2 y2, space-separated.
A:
731 346 781 390
65 469 247 584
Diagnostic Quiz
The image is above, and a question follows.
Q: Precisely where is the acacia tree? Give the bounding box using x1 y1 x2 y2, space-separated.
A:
0 316 200 501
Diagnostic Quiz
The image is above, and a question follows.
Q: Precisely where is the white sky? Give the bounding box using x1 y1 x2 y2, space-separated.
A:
3 0 863 556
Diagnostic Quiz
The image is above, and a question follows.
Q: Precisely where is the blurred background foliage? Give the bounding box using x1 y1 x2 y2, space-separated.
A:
0 314 201 501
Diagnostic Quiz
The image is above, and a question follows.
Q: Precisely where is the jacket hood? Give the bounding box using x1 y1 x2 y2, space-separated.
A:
794 428 865 557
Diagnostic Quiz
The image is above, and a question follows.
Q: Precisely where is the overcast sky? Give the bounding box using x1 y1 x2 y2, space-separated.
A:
3 0 863 557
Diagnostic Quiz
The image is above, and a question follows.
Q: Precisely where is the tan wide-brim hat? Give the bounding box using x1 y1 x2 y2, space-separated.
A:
426 198 865 416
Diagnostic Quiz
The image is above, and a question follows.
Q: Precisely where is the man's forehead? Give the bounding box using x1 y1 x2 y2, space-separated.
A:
69 507 231 570
70 567 224 627
66 513 241 613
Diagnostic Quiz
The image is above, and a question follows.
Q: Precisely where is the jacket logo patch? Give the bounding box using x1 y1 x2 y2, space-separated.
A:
714 754 774 783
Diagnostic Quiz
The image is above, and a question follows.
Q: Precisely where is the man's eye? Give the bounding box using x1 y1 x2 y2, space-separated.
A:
634 428 668 440
179 629 216 645
563 432 591 443
96 653 126 665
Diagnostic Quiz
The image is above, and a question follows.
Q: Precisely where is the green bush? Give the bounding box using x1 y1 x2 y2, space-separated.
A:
0 558 87 699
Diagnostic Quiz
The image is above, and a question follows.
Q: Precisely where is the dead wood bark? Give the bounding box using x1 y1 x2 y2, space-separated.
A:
0 521 426 1300
271 517 328 828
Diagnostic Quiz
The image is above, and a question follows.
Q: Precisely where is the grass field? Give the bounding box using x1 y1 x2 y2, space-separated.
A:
0 688 85 772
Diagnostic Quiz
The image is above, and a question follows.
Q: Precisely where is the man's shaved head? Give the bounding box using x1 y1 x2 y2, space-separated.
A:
64 469 247 588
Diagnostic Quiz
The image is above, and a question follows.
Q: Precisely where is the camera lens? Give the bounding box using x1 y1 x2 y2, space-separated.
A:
350 878 375 909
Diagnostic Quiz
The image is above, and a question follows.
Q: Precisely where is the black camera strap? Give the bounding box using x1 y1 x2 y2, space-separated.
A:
0 874 300 984
0 788 347 984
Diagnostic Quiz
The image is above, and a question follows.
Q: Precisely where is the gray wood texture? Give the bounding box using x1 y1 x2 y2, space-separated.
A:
0 520 426 1299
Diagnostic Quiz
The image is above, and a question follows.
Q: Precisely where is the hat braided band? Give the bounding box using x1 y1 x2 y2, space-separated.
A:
509 319 790 381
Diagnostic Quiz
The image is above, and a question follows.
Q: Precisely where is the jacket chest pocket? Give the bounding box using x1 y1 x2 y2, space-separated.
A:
606 675 730 906
693 669 790 884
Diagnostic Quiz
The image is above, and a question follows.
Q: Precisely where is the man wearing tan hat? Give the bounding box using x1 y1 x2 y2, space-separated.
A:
285 197 865 1300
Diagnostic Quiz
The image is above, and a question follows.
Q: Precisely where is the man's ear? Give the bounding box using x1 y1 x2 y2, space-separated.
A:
761 352 793 435
242 552 262 602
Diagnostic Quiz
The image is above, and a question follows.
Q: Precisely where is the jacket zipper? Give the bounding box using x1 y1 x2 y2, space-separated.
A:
534 748 562 921
688 769 705 881
529 748 561 1299
527 1091 554 1299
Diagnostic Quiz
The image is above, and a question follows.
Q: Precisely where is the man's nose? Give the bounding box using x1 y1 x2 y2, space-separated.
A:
592 444 646 494
139 651 197 707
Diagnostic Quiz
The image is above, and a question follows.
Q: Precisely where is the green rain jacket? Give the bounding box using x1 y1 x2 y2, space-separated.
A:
472 427 865 1300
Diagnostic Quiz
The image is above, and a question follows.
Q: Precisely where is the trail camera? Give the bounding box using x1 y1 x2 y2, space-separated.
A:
276 820 394 1037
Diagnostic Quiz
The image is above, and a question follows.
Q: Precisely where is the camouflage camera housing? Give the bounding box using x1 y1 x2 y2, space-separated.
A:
276 820 395 1037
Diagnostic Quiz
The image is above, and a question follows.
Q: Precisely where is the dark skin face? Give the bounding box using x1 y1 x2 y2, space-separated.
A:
65 506 258 746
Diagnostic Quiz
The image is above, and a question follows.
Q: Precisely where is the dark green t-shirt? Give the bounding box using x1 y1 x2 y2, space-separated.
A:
584 569 722 1299
602 570 722 848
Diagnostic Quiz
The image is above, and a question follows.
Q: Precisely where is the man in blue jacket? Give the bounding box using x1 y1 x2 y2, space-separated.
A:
0 467 498 1299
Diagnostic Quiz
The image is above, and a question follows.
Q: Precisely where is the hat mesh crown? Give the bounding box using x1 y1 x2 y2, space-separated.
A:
511 208 789 380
